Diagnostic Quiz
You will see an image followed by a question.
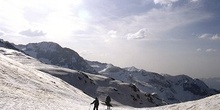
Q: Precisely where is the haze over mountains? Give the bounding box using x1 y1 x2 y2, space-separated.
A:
0 38 220 109
201 78 220 90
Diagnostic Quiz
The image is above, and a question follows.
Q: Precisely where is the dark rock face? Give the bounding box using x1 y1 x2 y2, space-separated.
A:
0 39 20 51
183 83 207 95
129 84 140 92
182 79 214 96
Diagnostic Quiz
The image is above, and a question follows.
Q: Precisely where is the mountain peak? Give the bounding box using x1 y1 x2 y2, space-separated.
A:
15 41 97 74
26 42 62 52
125 66 141 72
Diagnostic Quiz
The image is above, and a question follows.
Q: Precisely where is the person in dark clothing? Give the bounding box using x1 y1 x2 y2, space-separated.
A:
105 96 112 109
91 97 99 110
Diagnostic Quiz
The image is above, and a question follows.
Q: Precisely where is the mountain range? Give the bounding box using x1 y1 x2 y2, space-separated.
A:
87 61 218 104
0 45 220 110
0 38 219 108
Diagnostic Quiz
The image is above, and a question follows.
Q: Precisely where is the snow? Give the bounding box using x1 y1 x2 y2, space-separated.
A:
148 94 220 110
0 47 220 110
0 48 92 109
87 61 109 72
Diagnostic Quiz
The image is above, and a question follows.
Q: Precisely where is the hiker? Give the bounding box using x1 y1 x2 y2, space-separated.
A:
91 97 99 110
105 95 112 109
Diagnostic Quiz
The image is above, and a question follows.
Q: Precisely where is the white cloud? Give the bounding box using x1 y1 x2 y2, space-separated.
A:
0 0 85 42
0 31 5 36
19 29 46 37
154 0 179 5
154 0 200 6
211 34 220 40
107 30 117 38
196 48 218 53
198 33 211 39
127 28 148 40
190 0 199 2
107 5 212 41
196 48 202 51
206 49 217 52
0 1 29 32
0 0 213 43
198 34 220 41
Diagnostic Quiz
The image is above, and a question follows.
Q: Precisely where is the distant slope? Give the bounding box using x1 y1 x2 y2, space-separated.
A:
87 61 218 104
148 93 220 110
39 68 165 107
201 77 220 90
15 42 97 74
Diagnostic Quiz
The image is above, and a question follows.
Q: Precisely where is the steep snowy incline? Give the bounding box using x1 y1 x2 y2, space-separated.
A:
0 47 93 110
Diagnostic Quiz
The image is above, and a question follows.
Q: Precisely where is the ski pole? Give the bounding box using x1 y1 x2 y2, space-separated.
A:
89 104 91 110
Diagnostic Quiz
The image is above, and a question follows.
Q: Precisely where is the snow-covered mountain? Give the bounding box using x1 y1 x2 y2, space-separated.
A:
1 47 220 110
0 47 165 108
15 42 97 74
87 61 219 104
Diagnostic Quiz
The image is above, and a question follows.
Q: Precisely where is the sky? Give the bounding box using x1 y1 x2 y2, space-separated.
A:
0 0 220 78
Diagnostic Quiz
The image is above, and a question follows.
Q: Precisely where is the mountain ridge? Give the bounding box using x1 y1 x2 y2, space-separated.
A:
87 60 218 104
0 39 21 51
15 42 97 74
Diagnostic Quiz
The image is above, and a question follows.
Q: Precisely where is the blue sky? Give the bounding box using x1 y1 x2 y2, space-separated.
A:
0 0 220 78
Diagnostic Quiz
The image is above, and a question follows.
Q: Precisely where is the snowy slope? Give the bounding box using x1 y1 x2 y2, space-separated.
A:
148 93 220 110
0 47 93 110
88 61 218 104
